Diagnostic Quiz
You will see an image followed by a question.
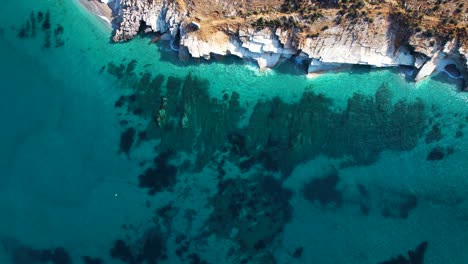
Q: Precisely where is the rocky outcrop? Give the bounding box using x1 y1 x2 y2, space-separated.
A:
179 27 297 69
113 0 183 42
302 17 414 68
456 40 468 91
413 37 468 90
111 0 467 88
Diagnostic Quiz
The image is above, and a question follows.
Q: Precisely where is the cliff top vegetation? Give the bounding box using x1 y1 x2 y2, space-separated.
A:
182 0 466 50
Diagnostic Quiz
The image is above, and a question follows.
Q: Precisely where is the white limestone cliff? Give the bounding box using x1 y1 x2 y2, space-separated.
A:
178 27 296 70
300 16 414 73
113 0 183 42
111 0 467 89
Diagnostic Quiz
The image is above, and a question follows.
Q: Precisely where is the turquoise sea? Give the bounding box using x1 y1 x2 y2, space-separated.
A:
0 0 467 263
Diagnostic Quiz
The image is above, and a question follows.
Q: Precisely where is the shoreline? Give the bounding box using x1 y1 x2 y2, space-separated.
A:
76 0 466 91
77 0 113 28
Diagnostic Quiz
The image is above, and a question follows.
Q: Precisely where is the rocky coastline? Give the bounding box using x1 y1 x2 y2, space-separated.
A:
87 0 467 90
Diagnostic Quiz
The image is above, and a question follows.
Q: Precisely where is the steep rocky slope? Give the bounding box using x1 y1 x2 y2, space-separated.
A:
109 0 467 89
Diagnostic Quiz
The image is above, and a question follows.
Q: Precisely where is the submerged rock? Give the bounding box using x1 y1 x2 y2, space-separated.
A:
378 241 428 264
112 66 428 174
82 256 103 264
119 127 136 155
208 174 292 255
381 194 418 219
426 147 445 161
302 168 342 207
426 146 454 161
138 151 177 195
2 239 72 264
110 239 135 263
425 124 442 144
110 225 168 264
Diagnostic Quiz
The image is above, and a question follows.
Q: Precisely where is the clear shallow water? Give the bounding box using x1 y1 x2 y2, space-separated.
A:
0 1 467 264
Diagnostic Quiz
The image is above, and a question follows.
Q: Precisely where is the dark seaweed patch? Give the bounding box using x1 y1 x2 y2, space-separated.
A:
239 149 278 172
227 132 247 156
174 235 190 259
126 59 138 74
292 247 303 258
133 107 143 115
356 184 372 215
18 12 36 39
110 227 168 264
447 146 454 155
8 243 71 264
112 73 430 221
427 147 444 161
82 256 103 264
115 95 125 108
122 73 165 118
302 168 342 207
43 29 51 49
37 11 44 22
48 248 71 264
381 194 418 219
138 229 168 264
455 124 463 138
244 83 426 173
138 151 177 195
110 72 428 179
187 253 209 264
99 65 106 73
138 131 147 141
30 12 36 37
357 184 369 198
378 241 428 264
135 74 244 169
107 62 126 79
110 239 134 263
16 10 64 48
254 240 266 250
425 124 442 144
54 24 64 47
18 27 27 38
119 127 136 154
426 146 454 161
360 203 370 215
42 11 51 31
208 175 292 254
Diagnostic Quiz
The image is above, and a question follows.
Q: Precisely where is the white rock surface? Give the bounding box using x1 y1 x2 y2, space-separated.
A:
111 1 467 86
179 27 296 69
415 50 441 82
301 17 414 72
113 0 183 42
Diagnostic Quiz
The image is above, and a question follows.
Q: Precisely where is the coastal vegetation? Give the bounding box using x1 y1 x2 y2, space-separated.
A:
239 0 466 53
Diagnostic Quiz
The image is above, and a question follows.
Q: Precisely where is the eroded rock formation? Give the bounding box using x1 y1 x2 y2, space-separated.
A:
109 0 467 89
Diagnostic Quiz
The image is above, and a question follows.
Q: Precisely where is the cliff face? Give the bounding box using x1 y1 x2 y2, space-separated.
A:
113 0 183 42
300 16 414 69
111 0 467 90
